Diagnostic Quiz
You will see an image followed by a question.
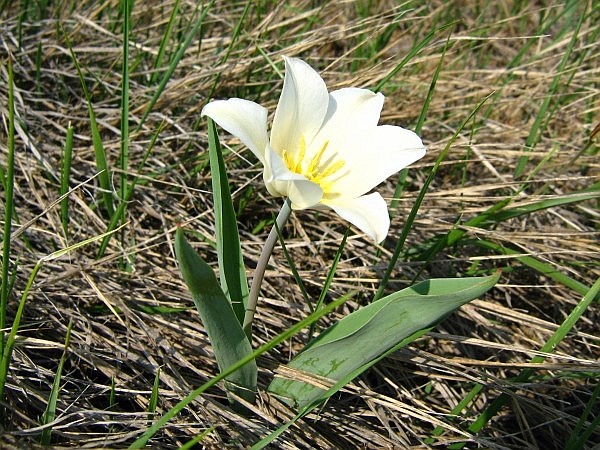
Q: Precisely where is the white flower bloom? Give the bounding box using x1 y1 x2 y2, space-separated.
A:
202 56 425 242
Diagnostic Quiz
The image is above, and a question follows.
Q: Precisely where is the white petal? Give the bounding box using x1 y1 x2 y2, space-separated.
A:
264 147 323 209
202 98 269 163
317 88 384 139
326 124 425 199
324 192 390 242
286 181 324 210
270 57 329 157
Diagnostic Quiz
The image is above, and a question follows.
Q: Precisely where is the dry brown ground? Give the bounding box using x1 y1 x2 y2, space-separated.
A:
0 1 599 448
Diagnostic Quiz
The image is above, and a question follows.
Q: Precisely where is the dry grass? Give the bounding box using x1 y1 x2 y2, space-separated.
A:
0 0 599 448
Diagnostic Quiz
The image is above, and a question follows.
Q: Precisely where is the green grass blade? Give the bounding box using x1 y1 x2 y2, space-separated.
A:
5 225 127 388
220 0 251 65
150 0 180 85
391 32 451 214
118 0 131 222
135 0 214 132
0 261 43 413
40 319 73 445
97 121 165 258
314 229 349 312
373 21 457 92
447 276 600 449
414 198 512 272
425 383 485 444
485 187 600 223
564 382 600 450
207 118 249 324
59 122 74 238
203 0 252 102
480 2 578 122
375 92 494 300
179 426 217 450
415 33 451 136
417 182 599 266
62 28 114 217
147 367 160 423
514 2 586 177
389 169 407 214
275 226 349 327
275 221 312 311
128 291 355 449
471 239 597 300
1 54 16 334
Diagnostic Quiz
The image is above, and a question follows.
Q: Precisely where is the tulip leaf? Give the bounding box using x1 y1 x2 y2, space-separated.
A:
207 118 249 325
175 228 256 403
268 272 500 408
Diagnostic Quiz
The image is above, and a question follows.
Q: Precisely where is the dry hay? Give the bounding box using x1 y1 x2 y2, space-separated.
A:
0 0 598 448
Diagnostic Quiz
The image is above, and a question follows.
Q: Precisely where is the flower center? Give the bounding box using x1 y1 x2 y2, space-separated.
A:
282 136 345 194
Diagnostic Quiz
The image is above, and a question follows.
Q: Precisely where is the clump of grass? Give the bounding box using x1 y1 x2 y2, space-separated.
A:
0 1 598 448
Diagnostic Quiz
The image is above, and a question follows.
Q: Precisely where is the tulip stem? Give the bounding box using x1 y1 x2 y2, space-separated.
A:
243 198 292 338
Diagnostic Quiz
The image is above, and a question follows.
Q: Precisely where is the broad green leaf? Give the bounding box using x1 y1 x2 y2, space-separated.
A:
207 118 249 325
268 272 500 408
175 228 256 403
128 293 354 449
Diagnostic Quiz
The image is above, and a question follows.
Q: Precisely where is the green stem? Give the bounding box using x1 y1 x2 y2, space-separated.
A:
1 55 15 334
243 198 292 337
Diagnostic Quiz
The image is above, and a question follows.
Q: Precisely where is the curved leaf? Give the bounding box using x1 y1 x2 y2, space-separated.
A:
175 228 256 403
268 272 500 407
207 118 249 324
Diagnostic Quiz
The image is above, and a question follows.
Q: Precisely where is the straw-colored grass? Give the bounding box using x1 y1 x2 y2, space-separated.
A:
0 0 598 448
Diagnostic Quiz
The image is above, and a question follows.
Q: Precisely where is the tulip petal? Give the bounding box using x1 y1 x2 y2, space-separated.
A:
271 57 329 158
265 147 323 209
325 124 425 199
202 98 269 163
286 181 325 210
319 88 384 137
324 192 390 242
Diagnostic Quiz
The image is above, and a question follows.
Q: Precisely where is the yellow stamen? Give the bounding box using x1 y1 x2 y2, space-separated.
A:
282 135 307 174
306 140 329 178
282 136 345 194
318 159 345 179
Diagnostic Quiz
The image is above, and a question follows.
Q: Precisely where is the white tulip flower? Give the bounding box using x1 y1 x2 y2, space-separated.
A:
202 56 425 242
